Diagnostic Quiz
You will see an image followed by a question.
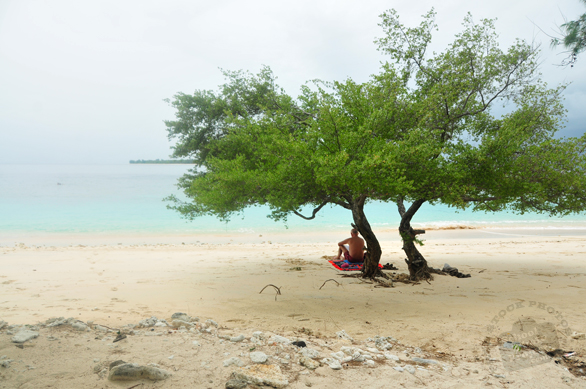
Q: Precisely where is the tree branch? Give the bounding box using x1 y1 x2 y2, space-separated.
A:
293 200 330 220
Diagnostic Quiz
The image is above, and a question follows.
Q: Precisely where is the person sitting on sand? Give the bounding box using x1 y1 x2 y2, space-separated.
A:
332 229 365 263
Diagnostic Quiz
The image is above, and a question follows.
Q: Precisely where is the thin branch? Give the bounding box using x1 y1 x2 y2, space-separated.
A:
319 279 341 290
259 284 282 301
293 200 329 220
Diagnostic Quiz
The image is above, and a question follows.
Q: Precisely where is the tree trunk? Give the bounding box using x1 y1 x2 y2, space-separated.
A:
397 198 432 281
350 195 382 278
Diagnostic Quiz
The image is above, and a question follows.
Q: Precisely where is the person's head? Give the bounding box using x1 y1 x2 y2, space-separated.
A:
351 229 359 236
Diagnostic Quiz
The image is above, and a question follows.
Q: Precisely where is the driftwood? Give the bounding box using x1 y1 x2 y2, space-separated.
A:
259 284 282 301
319 279 341 290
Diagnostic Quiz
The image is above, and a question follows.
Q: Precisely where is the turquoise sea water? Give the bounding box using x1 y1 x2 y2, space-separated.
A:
1 164 585 237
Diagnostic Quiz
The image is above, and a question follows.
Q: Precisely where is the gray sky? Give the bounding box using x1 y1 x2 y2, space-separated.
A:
1 0 584 165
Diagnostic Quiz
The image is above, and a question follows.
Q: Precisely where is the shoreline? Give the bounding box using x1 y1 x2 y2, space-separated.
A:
2 227 586 247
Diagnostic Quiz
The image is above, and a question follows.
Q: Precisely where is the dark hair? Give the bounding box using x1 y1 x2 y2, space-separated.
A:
351 229 359 235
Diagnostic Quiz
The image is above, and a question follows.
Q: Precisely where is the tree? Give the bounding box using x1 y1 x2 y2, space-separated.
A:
165 10 586 280
375 9 586 279
551 0 586 66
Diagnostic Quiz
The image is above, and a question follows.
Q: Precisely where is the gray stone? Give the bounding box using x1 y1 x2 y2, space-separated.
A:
300 348 320 359
138 316 158 327
172 319 193 328
230 334 246 342
393 366 404 372
321 358 343 370
11 329 39 343
45 317 67 327
0 321 7 330
206 319 218 327
223 357 244 367
225 376 248 389
252 331 264 339
299 356 320 370
232 364 288 388
108 363 171 381
330 351 346 361
405 365 415 374
412 357 438 365
269 335 290 344
71 322 88 331
384 353 400 361
171 312 191 322
364 360 375 368
250 351 268 364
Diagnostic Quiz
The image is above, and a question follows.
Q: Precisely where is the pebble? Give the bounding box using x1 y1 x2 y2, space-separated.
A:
250 352 268 364
138 316 158 328
393 366 404 372
270 335 290 344
383 353 400 362
171 312 191 322
108 363 171 381
299 356 320 370
364 360 375 368
300 348 320 359
230 335 246 343
493 374 506 378
405 365 416 374
71 322 88 331
223 357 244 367
252 331 264 339
192 341 200 346
321 358 343 370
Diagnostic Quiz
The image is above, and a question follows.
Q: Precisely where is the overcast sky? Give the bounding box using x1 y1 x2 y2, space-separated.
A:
1 0 585 165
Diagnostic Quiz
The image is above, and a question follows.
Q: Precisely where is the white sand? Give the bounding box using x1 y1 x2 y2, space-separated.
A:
1 231 585 388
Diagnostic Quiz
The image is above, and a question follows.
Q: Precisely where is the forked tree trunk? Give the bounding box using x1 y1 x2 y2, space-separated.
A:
351 195 382 278
398 198 432 281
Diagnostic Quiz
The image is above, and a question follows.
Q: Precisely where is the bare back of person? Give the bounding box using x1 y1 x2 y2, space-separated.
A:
332 229 365 263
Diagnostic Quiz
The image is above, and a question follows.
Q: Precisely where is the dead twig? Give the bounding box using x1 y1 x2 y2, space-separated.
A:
319 279 340 290
259 284 282 301
126 384 142 389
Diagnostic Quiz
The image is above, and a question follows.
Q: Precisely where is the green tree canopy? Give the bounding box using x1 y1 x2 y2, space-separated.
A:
165 9 586 280
551 0 586 66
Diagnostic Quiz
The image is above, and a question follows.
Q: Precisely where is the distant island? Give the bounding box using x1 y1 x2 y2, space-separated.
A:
129 159 195 164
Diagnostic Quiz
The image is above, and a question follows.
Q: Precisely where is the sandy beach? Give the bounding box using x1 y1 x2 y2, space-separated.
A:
1 230 586 388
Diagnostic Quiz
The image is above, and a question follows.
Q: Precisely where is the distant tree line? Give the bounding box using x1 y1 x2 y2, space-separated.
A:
129 159 195 164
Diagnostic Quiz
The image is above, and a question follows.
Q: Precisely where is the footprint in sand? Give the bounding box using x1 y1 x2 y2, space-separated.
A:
111 287 118 291
2 280 16 284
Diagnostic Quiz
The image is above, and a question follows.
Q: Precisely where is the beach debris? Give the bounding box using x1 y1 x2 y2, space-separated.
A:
108 360 171 381
225 374 249 389
269 335 290 345
412 357 439 365
138 316 158 328
335 330 354 341
384 353 400 361
0 321 7 330
230 334 246 343
292 340 306 348
72 322 89 331
442 263 471 278
319 279 340 290
250 351 268 364
259 284 282 301
300 348 320 359
171 312 198 322
231 364 288 388
382 263 398 270
11 328 39 343
223 357 245 367
572 332 586 340
252 331 264 340
113 334 127 343
172 319 193 328
373 336 393 351
320 358 343 370
299 356 320 370
206 319 218 327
